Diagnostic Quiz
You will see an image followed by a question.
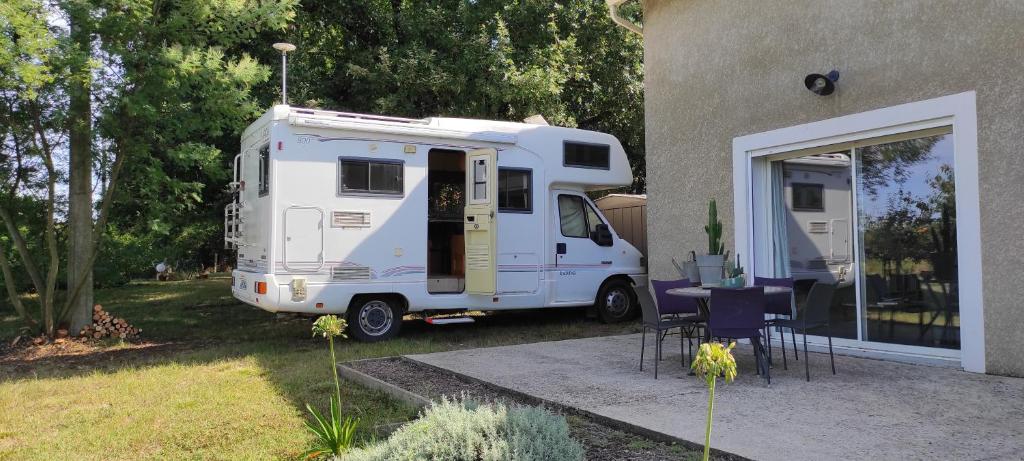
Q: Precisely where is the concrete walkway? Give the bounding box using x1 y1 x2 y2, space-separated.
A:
408 334 1024 461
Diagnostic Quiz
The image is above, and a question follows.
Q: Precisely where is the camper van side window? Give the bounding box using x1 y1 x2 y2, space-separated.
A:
792 183 824 211
563 141 610 170
338 157 404 196
558 195 589 238
498 168 532 213
258 144 270 197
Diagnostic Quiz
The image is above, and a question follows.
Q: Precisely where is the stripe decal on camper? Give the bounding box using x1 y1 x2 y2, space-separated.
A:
274 262 612 277
274 261 425 279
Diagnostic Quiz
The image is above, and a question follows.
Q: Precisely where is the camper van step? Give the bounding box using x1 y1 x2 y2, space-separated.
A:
424 316 475 325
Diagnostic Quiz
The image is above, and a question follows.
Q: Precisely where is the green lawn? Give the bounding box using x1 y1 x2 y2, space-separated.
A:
0 274 639 460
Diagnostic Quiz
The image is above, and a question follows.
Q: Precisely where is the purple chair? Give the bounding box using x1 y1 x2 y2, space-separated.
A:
651 279 702 316
651 279 706 365
755 276 796 368
708 287 770 383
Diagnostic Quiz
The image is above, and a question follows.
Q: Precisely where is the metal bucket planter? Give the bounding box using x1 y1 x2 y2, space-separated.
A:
696 254 725 287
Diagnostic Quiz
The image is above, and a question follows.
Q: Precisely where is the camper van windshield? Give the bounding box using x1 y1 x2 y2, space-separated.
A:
558 194 606 239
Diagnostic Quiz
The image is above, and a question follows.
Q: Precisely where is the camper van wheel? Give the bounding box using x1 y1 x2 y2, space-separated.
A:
348 296 402 342
596 279 636 323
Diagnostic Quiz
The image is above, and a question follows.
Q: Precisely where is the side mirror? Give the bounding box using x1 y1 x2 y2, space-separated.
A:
593 223 614 247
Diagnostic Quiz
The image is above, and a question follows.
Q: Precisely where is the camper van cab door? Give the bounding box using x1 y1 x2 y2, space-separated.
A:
553 192 613 303
464 149 498 295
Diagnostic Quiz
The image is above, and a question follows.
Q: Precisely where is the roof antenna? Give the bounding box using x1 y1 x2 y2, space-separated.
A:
272 42 296 105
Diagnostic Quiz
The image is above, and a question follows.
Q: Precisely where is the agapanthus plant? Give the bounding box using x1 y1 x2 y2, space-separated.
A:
691 341 738 461
304 315 358 460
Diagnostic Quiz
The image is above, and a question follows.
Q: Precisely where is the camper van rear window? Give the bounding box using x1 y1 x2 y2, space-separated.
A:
338 157 404 196
498 168 532 213
258 144 270 197
563 142 610 170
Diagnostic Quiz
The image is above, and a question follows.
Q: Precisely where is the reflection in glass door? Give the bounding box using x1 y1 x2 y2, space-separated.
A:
777 154 856 340
769 130 960 351
854 134 959 349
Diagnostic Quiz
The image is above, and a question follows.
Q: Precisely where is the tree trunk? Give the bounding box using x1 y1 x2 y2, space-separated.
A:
0 242 35 326
67 10 94 333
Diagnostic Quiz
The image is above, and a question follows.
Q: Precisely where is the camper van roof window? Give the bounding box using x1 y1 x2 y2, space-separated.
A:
338 157 404 196
564 141 610 170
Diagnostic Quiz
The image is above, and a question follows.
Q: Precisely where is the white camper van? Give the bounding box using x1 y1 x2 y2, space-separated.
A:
226 105 647 340
782 153 854 285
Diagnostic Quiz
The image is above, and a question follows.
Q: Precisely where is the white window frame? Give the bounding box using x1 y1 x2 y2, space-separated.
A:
732 91 984 373
469 155 491 205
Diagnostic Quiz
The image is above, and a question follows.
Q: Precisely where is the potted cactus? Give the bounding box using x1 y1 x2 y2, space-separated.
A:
697 199 727 286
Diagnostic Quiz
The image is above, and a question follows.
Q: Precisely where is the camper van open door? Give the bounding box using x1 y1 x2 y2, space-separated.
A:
464 148 498 295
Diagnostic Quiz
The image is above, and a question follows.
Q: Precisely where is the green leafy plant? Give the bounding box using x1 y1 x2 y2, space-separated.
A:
304 315 359 460
304 398 359 461
691 341 738 461
705 199 724 255
724 253 744 279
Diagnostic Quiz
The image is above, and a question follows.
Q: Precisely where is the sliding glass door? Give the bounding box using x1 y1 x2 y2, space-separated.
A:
854 134 959 349
769 129 960 351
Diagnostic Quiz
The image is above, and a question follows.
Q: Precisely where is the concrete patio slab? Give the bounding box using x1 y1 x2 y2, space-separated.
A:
407 333 1024 461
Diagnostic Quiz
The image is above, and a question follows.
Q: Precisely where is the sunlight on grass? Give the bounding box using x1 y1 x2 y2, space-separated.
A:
0 356 310 460
0 274 637 459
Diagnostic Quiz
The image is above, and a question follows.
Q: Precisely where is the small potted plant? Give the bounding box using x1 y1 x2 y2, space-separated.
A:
697 199 726 286
721 254 745 288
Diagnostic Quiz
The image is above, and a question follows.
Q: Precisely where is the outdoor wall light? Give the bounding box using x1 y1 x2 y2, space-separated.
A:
804 70 840 96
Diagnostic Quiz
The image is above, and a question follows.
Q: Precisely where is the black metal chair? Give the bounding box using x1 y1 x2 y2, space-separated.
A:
756 276 796 368
651 279 706 366
637 286 693 379
771 282 837 381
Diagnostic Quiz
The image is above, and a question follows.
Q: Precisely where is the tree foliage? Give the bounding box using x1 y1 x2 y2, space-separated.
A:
0 0 296 335
261 0 645 190
0 0 646 333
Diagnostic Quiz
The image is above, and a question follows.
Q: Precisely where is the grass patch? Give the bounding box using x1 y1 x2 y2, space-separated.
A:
0 274 638 460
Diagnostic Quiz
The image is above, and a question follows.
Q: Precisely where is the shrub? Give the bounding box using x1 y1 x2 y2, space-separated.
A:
344 397 583 461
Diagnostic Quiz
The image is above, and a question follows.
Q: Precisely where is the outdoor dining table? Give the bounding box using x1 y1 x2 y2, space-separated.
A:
665 285 793 342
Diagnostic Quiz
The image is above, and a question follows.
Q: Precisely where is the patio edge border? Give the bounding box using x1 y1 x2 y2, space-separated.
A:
403 355 751 461
337 358 432 409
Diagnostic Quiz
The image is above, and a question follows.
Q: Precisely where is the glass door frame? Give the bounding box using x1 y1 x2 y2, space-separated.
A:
731 92 985 372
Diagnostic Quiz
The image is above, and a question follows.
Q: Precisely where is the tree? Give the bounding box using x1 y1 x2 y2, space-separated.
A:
0 0 297 336
66 0 95 332
92 0 296 289
1 0 67 334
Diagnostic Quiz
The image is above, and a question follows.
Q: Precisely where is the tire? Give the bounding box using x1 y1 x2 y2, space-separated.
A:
596 279 637 323
347 296 402 342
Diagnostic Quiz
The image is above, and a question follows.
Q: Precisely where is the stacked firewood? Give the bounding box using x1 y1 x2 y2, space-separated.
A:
79 304 141 339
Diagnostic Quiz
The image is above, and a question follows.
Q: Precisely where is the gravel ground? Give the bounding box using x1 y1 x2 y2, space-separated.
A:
347 357 743 461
